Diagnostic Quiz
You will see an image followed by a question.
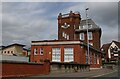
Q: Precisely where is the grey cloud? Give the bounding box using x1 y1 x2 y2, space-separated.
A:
2 2 118 47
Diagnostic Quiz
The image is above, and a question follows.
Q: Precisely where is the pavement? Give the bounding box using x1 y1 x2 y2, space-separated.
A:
32 68 118 78
2 68 119 79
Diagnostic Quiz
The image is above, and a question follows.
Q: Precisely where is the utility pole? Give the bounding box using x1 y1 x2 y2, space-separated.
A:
86 8 90 64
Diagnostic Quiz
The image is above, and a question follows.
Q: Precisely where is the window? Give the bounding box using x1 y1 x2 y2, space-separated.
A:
67 35 69 40
110 46 114 54
62 32 65 37
34 48 38 55
85 50 88 64
88 32 93 40
114 46 118 51
4 51 6 53
11 51 13 54
97 55 99 64
80 33 84 40
83 25 87 29
64 33 67 38
64 48 74 62
94 53 97 64
40 48 43 55
8 51 10 54
79 25 83 29
90 52 92 64
52 48 61 62
88 24 92 28
74 25 76 29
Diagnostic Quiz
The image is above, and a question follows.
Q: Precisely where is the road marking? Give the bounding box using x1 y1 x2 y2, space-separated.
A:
92 70 117 77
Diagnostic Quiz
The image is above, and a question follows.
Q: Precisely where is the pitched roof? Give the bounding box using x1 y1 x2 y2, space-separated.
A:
101 40 120 50
2 43 25 50
80 19 100 29
112 40 120 48
75 19 102 37
0 46 6 49
101 43 111 50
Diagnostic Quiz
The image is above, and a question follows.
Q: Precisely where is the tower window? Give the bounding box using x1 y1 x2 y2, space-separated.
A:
62 32 65 37
80 33 84 40
67 35 69 40
64 33 67 38
88 32 93 40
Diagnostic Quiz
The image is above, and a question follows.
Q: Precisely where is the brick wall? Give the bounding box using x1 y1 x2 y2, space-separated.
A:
31 44 102 68
31 44 85 63
58 11 81 40
1 61 50 78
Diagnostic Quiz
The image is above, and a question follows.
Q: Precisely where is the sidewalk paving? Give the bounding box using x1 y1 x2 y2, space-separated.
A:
33 68 118 77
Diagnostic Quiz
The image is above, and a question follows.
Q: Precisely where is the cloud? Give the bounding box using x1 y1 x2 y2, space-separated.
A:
1 0 119 2
2 2 118 47
56 2 118 44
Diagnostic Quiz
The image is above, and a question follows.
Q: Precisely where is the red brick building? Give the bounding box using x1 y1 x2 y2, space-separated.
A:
31 40 102 68
30 11 102 68
58 11 101 49
101 40 120 62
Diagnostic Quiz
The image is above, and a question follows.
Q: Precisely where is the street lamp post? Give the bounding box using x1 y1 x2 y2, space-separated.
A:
86 8 90 64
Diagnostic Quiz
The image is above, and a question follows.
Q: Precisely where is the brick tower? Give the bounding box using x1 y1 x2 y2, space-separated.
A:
58 11 101 49
58 11 81 40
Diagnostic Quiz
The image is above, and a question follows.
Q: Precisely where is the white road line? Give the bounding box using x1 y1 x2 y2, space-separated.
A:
92 70 117 77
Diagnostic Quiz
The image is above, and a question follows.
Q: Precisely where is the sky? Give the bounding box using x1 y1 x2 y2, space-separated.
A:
1 1 119 48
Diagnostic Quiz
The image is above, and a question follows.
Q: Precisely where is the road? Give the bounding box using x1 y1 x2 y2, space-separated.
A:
90 70 119 79
2 68 119 79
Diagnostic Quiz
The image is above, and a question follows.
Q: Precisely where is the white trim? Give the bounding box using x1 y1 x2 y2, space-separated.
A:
108 48 111 58
114 54 118 56
32 41 81 45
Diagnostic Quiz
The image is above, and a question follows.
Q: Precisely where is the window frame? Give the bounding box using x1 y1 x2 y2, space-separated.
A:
62 32 65 37
88 32 93 40
67 35 69 40
94 53 96 64
90 51 92 64
80 33 84 40
52 48 61 62
34 48 38 55
40 48 43 55
64 48 74 62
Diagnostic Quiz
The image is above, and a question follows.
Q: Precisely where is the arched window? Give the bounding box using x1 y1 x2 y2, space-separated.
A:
114 46 118 51
110 46 114 54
